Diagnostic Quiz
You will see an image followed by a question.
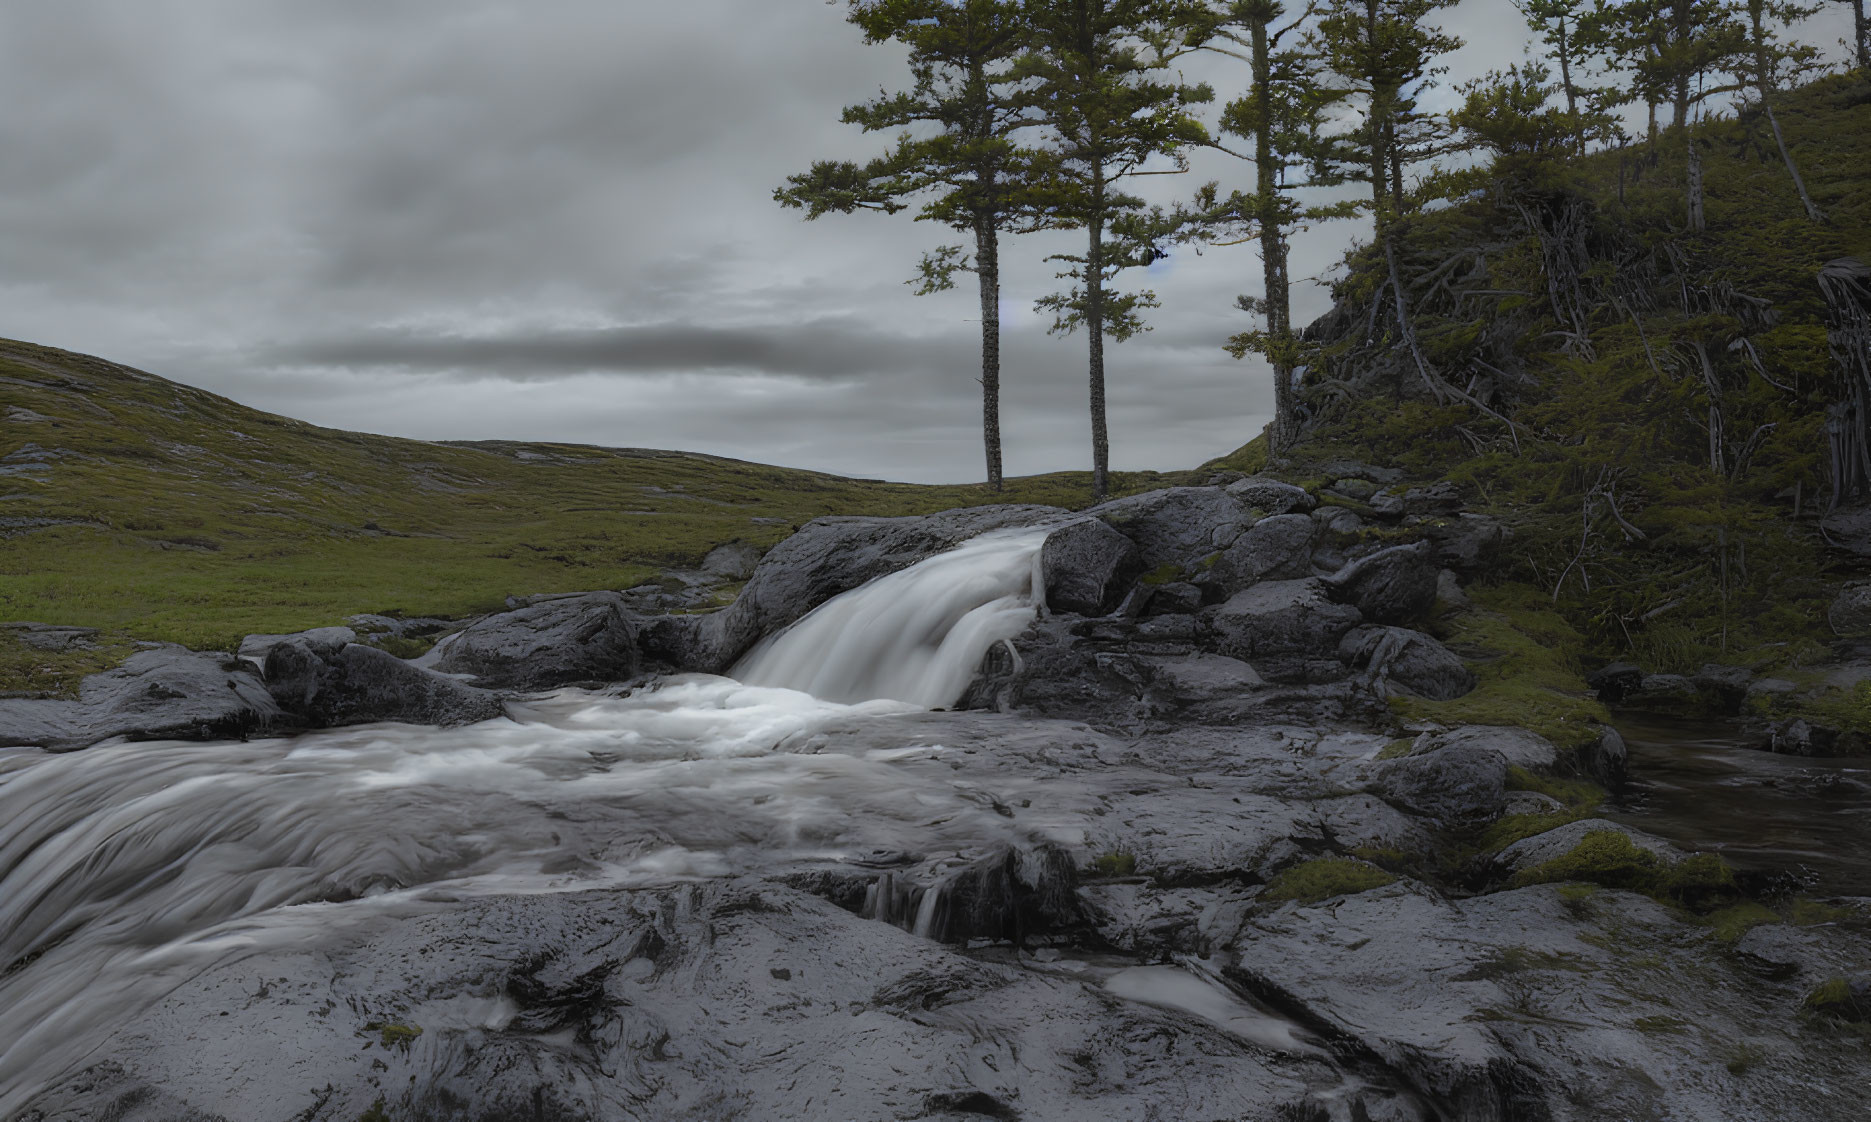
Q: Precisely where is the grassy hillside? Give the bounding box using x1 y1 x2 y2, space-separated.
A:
0 339 1188 692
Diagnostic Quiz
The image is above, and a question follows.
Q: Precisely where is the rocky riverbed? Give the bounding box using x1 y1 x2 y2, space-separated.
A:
3 474 1868 1121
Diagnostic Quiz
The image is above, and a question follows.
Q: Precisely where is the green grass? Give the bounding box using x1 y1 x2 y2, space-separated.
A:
0 339 1194 682
1260 858 1396 906
1510 829 1737 910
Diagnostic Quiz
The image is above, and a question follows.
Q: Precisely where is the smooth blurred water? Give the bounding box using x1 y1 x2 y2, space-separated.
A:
0 530 1052 1115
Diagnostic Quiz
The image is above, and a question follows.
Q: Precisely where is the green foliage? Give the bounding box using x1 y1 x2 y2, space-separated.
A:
358 1101 391 1122
365 1021 422 1051
1261 857 1396 905
1091 851 1139 877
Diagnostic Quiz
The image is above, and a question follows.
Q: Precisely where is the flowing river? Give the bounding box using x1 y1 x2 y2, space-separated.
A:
0 531 1066 1116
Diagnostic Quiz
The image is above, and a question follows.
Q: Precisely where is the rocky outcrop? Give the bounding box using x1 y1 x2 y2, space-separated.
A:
1338 626 1476 700
265 641 504 728
0 648 279 751
1325 542 1439 625
1207 579 1364 675
1373 741 1510 825
1199 513 1315 597
1039 517 1142 616
1225 476 1316 515
1087 487 1252 572
431 591 641 689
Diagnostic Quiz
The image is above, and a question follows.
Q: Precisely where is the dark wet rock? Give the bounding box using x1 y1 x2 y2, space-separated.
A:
1318 460 1404 486
1087 487 1252 572
264 642 504 729
693 504 1067 671
1325 477 1379 502
1746 676 1797 700
345 615 455 640
1761 718 1867 756
1224 476 1316 515
1585 662 1644 702
1405 726 1558 772
19 881 1398 1122
1372 742 1509 825
1582 725 1628 786
1622 672 1700 713
2 623 99 653
701 539 765 580
0 648 280 751
433 591 639 689
1492 819 1683 874
1208 579 1363 659
1199 513 1315 596
1311 793 1437 855
1692 663 1754 714
1424 514 1506 577
960 616 1147 724
1337 626 1476 701
1733 924 1831 979
1502 790 1565 815
1140 581 1204 616
1040 517 1143 617
1433 569 1472 613
1144 653 1264 705
1325 543 1438 625
237 625 356 669
1223 883 1867 1121
1828 581 1871 636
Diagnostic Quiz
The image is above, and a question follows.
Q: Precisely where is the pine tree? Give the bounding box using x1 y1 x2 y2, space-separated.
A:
775 0 1047 491
1311 0 1465 232
1836 0 1870 69
1016 0 1214 501
1179 1 1356 452
1739 0 1827 222
1513 0 1610 153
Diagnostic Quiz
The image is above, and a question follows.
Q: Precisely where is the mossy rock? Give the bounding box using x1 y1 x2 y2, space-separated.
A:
1803 977 1871 1022
1261 858 1396 906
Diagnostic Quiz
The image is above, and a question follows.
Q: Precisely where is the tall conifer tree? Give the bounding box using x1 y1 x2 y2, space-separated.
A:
776 0 1046 491
1016 0 1213 501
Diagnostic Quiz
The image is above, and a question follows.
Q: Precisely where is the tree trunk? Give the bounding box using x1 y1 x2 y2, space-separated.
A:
974 218 1004 490
1647 98 1659 164
1087 210 1109 502
1252 18 1295 451
1763 102 1825 223
1686 128 1705 232
1671 0 1691 129
1555 17 1583 154
1854 0 1870 70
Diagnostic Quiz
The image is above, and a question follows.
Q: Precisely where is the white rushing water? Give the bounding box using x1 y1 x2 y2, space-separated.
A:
733 527 1048 706
0 527 1051 1115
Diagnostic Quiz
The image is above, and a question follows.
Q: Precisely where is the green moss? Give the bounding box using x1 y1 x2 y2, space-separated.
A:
1089 851 1137 877
1788 898 1856 927
1139 562 1184 587
1390 585 1608 752
1375 738 1416 761
358 1102 391 1122
0 630 134 699
1706 902 1780 944
1261 858 1396 906
1479 810 1589 853
1802 978 1869 1021
1505 766 1604 811
1633 1015 1690 1034
369 635 436 661
1510 830 1737 908
365 1021 422 1051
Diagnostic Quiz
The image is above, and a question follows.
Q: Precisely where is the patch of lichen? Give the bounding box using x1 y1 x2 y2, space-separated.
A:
364 1021 423 1051
1089 851 1138 878
1390 583 1608 752
1260 858 1397 906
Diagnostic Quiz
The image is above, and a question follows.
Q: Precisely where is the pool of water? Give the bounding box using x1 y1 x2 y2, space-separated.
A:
1604 715 1871 895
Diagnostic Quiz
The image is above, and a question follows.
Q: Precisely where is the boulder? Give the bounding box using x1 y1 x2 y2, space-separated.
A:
1040 518 1143 617
1318 460 1403 485
1762 718 1867 757
1143 652 1264 703
1406 725 1558 771
1585 662 1644 702
1830 584 1871 638
0 648 280 751
1373 742 1509 825
2 622 99 653
1581 726 1629 786
264 642 504 728
1140 581 1204 616
1224 476 1315 515
1087 487 1252 572
1205 579 1363 663
237 625 355 670
1199 513 1315 596
1325 542 1438 625
1434 568 1472 613
1493 819 1683 874
1622 673 1700 713
1325 477 1378 502
1692 664 1753 714
1425 514 1506 576
1337 626 1477 700
432 591 639 689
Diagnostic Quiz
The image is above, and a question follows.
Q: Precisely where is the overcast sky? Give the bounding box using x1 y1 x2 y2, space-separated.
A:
0 2 1856 483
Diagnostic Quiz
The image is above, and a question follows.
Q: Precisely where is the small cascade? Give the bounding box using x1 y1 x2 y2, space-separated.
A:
732 528 1049 708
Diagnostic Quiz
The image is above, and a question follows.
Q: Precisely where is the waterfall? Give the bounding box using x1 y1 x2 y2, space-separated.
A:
732 527 1048 708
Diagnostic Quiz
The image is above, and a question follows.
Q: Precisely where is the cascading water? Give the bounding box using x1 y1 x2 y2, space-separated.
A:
732 527 1048 706
0 528 1052 1116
